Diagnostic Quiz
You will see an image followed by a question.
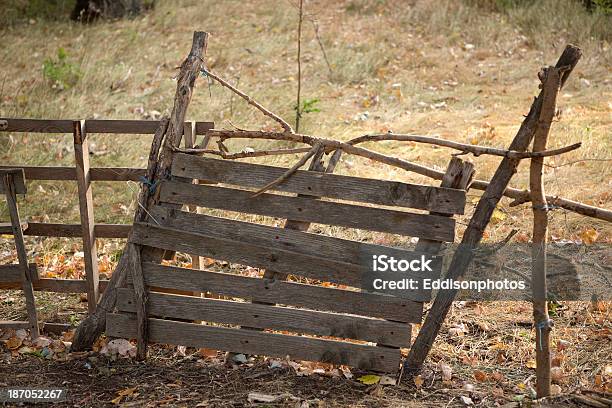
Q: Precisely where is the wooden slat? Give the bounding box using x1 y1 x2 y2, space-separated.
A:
73 121 99 313
0 118 214 135
136 263 423 323
0 263 39 282
159 182 456 242
0 166 146 181
117 288 411 347
0 118 73 133
131 223 433 298
106 313 400 372
0 169 26 194
172 154 466 214
4 223 132 238
0 221 27 233
0 278 109 292
0 321 31 330
151 206 443 271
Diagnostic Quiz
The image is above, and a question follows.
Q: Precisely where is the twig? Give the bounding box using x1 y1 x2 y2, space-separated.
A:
310 18 333 79
201 67 294 133
346 133 581 159
173 146 311 159
251 142 322 197
295 0 304 133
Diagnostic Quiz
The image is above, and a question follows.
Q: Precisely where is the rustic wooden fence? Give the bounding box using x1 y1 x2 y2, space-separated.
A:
0 118 213 314
106 152 472 373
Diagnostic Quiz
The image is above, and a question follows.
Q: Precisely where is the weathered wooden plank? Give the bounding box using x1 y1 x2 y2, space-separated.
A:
117 288 411 347
151 206 443 271
5 223 132 238
106 313 400 372
0 221 28 233
159 182 456 242
0 118 214 135
0 263 39 282
86 120 214 134
172 154 466 214
131 222 433 298
73 120 99 314
0 321 31 330
0 166 146 181
1 172 39 337
0 278 109 292
136 263 423 323
0 118 73 133
0 169 26 194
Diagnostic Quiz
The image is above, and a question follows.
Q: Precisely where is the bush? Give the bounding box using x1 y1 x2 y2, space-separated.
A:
42 47 82 90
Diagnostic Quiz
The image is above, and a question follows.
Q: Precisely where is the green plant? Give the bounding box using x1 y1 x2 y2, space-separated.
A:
42 47 81 90
294 98 321 128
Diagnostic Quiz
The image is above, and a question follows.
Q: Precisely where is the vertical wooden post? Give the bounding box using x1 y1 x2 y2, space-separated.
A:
73 120 100 314
2 170 39 338
403 45 581 375
530 66 563 398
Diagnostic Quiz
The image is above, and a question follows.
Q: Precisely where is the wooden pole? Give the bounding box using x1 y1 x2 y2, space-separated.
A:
404 45 582 374
530 66 563 398
71 31 209 351
1 170 39 338
73 120 100 314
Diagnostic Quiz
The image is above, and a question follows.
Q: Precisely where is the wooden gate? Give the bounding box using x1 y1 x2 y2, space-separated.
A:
106 153 469 373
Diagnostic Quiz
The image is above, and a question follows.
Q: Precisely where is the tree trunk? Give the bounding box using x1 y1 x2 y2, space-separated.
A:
71 0 149 22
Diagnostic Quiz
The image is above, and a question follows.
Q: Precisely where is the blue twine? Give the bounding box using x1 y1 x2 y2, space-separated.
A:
139 176 159 194
535 319 553 351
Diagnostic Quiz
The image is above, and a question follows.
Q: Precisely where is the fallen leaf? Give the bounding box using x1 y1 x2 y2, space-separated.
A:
557 339 569 351
550 384 562 395
414 375 424 389
358 374 381 385
439 362 453 382
460 395 474 405
526 359 537 369
551 367 564 383
5 336 23 350
111 387 137 405
579 228 598 245
473 370 487 382
380 375 396 385
198 348 217 358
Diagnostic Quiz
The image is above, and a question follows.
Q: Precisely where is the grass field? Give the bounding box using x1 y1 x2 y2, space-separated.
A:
0 0 610 405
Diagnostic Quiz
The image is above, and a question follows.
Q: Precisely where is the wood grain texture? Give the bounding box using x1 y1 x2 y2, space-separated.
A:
106 313 401 372
0 166 146 181
159 182 456 242
150 206 443 270
117 288 411 347
0 223 132 238
131 222 433 298
0 278 109 292
0 263 39 282
1 172 39 337
73 120 99 313
0 118 213 135
134 262 423 323
0 169 26 194
172 154 466 214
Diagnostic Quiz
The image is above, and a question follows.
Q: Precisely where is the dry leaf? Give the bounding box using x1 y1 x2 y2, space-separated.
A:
5 336 23 350
379 375 396 386
578 228 599 245
473 370 488 382
460 395 474 405
198 348 217 358
550 384 562 395
439 362 453 382
414 375 424 389
551 367 564 383
358 374 381 385
556 339 569 351
111 387 137 405
491 372 504 382
526 359 537 369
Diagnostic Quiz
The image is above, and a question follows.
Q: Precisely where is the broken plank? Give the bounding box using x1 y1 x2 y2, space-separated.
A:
171 154 466 214
106 313 400 372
